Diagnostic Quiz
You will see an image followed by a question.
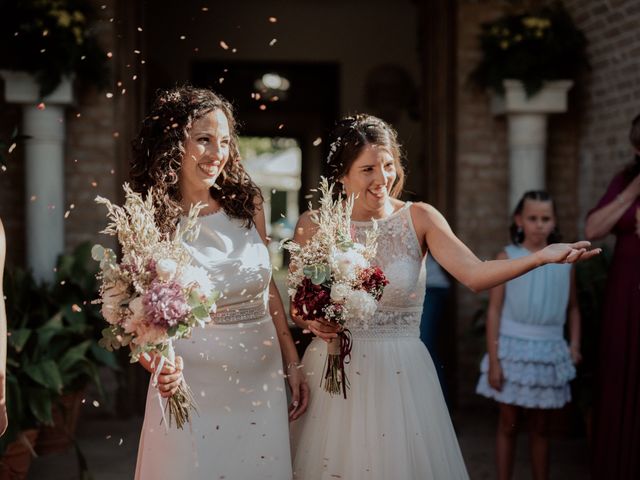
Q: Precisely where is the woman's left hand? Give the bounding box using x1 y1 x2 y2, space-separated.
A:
538 241 601 265
286 363 309 421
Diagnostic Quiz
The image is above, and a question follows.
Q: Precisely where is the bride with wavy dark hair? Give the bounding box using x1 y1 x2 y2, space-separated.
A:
131 86 308 480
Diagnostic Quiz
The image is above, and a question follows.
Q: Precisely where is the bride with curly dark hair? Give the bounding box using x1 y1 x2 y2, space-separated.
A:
132 86 308 480
130 86 262 233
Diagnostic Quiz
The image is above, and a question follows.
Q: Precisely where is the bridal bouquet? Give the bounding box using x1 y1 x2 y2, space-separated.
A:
284 178 388 398
92 184 219 429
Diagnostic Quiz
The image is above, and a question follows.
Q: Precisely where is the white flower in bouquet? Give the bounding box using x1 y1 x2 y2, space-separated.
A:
331 247 368 283
156 259 178 281
101 281 129 325
123 296 145 335
179 264 215 299
344 289 378 320
330 282 351 302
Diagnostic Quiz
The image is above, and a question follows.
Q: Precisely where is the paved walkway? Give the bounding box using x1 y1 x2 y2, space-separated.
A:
27 395 589 479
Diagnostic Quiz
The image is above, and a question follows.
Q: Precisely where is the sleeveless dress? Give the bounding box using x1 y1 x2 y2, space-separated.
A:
476 244 575 408
291 202 469 480
590 171 640 479
135 211 292 480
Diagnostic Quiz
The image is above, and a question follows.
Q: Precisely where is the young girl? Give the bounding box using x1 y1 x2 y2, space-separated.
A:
476 191 582 480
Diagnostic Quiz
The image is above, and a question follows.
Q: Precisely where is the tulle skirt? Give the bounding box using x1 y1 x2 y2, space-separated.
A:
135 316 292 480
291 336 469 480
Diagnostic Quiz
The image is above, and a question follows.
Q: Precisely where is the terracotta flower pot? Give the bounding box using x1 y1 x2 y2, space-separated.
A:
35 391 84 456
0 429 39 480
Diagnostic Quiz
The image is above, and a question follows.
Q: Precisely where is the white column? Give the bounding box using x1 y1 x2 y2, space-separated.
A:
506 113 548 210
1 71 73 282
491 80 573 212
285 189 299 225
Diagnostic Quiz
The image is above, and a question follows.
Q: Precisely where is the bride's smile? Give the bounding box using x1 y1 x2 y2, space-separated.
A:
342 145 398 220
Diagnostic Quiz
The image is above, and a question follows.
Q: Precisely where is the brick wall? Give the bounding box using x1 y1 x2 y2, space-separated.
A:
563 0 640 226
65 86 119 252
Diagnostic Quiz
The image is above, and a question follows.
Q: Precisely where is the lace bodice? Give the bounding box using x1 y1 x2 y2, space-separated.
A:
350 202 426 338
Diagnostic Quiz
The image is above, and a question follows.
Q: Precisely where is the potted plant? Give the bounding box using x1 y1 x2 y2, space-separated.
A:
0 243 119 477
0 0 109 97
35 242 119 455
0 268 60 479
470 1 588 97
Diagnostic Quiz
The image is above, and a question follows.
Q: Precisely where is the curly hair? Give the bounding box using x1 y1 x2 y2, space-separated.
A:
326 114 405 198
130 85 263 235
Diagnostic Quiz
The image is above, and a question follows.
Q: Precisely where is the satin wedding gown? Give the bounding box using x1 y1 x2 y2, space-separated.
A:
135 211 292 480
291 202 469 479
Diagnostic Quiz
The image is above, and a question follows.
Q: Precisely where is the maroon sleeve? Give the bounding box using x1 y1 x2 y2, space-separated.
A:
587 171 627 217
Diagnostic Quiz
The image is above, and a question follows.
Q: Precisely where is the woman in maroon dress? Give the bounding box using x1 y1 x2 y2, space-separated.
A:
586 114 640 479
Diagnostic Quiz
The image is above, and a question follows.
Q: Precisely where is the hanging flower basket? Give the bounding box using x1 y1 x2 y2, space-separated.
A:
470 1 588 97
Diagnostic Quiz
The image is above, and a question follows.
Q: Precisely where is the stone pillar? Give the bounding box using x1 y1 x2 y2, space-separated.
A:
492 79 573 211
0 71 73 282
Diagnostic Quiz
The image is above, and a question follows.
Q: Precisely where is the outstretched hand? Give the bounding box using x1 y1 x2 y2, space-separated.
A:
538 241 601 265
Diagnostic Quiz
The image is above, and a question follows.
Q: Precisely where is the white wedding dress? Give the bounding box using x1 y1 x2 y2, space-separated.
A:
291 202 469 479
135 211 292 480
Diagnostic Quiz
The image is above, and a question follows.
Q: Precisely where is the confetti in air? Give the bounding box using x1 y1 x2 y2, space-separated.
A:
312 137 322 146
268 16 277 23
269 38 277 46
220 40 229 50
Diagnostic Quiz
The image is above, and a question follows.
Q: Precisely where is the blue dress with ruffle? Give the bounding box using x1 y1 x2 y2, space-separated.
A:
476 244 575 409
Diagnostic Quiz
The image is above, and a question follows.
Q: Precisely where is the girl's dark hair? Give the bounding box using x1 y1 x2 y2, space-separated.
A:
130 85 262 235
627 113 640 180
326 114 405 198
510 190 561 245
